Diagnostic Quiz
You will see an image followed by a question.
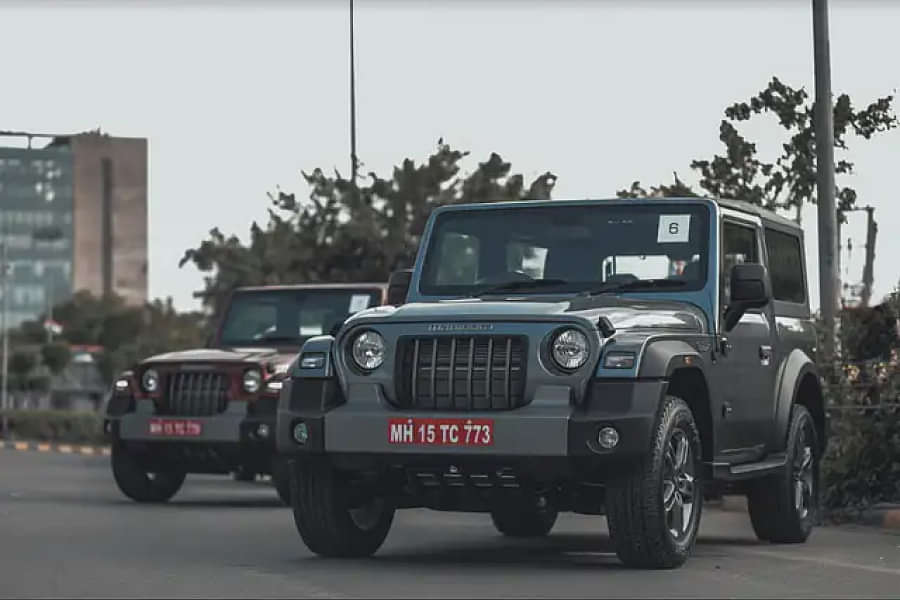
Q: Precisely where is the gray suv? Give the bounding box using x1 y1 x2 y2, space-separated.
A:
276 197 825 569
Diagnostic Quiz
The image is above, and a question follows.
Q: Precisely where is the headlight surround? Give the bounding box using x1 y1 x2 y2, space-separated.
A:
551 328 590 371
141 369 159 393
351 330 386 371
243 368 262 393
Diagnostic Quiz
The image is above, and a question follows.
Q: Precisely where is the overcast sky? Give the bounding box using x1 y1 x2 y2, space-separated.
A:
2 0 898 311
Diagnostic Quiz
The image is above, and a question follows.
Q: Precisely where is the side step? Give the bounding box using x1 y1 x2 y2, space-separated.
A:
709 453 787 482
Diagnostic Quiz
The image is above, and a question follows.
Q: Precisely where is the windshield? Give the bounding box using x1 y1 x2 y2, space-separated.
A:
420 203 710 297
218 288 382 347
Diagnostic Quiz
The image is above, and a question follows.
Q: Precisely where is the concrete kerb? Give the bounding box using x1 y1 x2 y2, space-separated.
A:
0 439 111 457
710 493 900 531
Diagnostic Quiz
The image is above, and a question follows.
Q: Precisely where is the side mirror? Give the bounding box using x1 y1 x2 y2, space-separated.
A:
723 263 771 331
387 269 413 306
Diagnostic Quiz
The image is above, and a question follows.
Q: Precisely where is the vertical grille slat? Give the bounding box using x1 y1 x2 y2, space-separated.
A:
397 335 526 411
160 370 229 416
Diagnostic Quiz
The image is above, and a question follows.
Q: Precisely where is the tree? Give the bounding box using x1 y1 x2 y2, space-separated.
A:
41 342 72 375
619 77 897 219
181 141 557 315
8 351 36 390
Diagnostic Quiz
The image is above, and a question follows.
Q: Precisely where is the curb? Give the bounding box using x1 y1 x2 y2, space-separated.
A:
0 440 111 457
830 505 900 530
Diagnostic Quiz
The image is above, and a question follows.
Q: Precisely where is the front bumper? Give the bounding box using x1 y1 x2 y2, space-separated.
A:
276 378 666 463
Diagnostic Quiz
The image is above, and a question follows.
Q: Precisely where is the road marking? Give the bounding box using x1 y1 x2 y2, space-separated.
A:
37 443 51 452
58 445 72 454
14 442 28 451
735 547 900 576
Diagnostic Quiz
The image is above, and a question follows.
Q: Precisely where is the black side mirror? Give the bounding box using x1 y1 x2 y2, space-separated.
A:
387 269 413 306
723 263 771 331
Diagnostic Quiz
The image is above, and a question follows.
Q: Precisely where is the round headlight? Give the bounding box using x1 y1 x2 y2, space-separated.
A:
243 369 262 393
551 329 590 370
141 369 160 393
351 331 385 370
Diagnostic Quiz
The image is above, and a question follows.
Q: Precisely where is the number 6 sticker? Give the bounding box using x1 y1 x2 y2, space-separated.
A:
657 215 691 243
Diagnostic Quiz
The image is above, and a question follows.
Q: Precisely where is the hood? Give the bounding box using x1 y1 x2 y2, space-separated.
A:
352 295 707 333
141 346 298 368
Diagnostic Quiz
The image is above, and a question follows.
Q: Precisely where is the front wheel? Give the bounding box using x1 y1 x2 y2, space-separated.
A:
290 461 395 557
271 456 292 505
747 404 819 543
111 444 186 503
606 395 703 569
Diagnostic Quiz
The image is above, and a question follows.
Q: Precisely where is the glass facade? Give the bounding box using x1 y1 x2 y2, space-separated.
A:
0 145 75 330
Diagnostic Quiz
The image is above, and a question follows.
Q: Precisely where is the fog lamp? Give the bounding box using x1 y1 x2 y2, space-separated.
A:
598 426 620 449
293 421 309 445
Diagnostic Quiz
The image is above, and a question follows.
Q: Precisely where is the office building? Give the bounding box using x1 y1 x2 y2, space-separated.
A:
0 130 148 329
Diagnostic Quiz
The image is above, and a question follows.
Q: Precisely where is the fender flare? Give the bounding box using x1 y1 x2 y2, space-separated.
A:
771 348 820 451
637 338 710 380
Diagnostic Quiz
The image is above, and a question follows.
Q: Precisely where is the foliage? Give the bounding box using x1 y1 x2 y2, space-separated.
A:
181 141 557 316
41 342 72 375
9 351 36 379
0 410 104 445
15 292 210 384
619 77 897 217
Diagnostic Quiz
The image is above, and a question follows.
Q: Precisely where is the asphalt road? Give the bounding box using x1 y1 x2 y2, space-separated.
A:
2 449 899 599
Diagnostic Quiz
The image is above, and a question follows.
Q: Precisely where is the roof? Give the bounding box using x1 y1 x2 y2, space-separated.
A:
233 282 387 293
436 196 802 231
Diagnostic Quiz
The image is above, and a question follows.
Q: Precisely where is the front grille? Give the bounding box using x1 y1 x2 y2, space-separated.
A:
160 372 229 416
396 336 527 411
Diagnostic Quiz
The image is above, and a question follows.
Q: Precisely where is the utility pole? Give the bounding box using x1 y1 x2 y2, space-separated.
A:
860 206 877 307
1 240 8 438
349 0 359 186
813 0 839 363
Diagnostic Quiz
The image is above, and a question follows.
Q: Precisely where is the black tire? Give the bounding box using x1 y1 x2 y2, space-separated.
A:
111 444 186 503
232 466 256 482
606 395 704 569
747 404 819 543
490 499 558 537
290 460 395 557
272 456 292 506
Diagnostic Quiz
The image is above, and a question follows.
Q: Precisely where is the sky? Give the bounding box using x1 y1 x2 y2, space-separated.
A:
1 0 898 312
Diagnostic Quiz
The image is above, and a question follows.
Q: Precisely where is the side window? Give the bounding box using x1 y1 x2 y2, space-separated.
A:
722 221 759 307
765 228 806 303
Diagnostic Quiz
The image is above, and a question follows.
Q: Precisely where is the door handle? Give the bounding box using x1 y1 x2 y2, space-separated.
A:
759 345 772 366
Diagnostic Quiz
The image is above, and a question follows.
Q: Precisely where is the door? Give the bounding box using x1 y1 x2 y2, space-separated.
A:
713 218 777 460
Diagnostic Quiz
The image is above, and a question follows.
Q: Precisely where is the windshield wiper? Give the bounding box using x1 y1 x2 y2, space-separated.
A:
581 278 689 297
475 278 570 297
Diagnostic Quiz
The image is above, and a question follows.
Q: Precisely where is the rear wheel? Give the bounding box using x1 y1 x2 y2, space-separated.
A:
290 461 395 557
111 444 186 503
490 497 558 537
747 404 819 543
606 395 703 569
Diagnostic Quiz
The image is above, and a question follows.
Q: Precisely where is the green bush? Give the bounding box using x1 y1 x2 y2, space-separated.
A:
0 410 105 445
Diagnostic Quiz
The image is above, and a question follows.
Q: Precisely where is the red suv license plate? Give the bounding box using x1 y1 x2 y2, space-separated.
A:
387 418 494 447
148 418 203 437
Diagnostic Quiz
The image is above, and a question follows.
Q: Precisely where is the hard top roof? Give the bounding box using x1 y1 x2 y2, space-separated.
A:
233 282 386 293
436 196 801 231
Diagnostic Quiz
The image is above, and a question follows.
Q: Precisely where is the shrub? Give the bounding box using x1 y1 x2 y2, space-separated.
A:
0 410 105 445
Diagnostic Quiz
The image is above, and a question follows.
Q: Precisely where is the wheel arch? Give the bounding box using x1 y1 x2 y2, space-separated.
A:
638 339 715 463
772 349 826 453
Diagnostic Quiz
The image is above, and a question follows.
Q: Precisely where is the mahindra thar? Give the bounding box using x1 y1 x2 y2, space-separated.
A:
276 197 825 568
104 283 388 504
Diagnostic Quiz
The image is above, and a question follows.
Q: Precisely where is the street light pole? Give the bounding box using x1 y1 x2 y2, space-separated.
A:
349 0 358 186
813 0 839 363
1 240 8 438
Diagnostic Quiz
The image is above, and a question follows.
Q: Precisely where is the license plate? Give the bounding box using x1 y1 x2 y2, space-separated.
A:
387 418 494 447
148 418 203 437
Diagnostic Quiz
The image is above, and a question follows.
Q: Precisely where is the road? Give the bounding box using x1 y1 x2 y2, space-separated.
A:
1 449 899 598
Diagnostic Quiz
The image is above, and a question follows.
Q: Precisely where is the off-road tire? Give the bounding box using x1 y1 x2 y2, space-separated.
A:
747 404 819 543
111 444 186 503
290 460 395 557
272 456 292 506
490 501 558 537
606 395 703 569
